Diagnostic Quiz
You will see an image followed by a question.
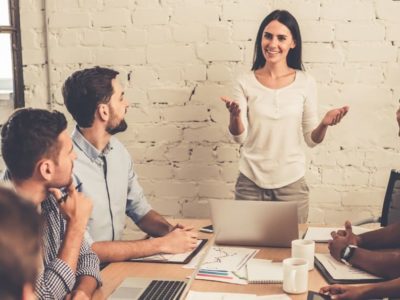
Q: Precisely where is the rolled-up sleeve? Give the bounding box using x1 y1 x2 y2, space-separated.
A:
230 76 249 144
35 258 75 300
302 75 319 147
76 237 102 286
125 159 152 223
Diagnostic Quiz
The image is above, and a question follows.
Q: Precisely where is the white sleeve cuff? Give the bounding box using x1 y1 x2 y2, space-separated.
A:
229 128 247 144
303 131 318 148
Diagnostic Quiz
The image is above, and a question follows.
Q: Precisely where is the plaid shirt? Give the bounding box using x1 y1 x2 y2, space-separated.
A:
35 195 102 299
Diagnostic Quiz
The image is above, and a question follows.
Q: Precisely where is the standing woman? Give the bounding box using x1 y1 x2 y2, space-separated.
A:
222 10 348 223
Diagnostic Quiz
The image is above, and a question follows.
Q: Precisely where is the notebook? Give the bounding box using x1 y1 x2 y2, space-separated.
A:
246 259 283 284
314 253 384 284
130 239 207 264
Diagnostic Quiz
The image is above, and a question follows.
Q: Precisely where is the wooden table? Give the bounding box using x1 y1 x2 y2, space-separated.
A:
93 219 328 299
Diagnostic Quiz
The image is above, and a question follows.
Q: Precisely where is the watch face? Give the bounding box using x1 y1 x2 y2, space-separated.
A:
341 246 351 259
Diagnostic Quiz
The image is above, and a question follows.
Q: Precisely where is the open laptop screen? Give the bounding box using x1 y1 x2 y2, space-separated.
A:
209 199 298 247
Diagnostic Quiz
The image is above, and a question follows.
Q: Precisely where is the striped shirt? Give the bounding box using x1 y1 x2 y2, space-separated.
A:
1 170 101 299
35 195 102 299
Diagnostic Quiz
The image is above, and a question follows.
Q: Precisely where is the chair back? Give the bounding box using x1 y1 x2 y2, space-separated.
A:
381 169 400 226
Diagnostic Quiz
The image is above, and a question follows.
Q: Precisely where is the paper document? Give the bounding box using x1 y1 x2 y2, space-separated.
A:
258 295 291 300
186 291 291 300
185 246 258 285
304 226 372 242
199 246 258 271
315 253 382 281
246 259 283 283
196 269 247 285
131 239 207 264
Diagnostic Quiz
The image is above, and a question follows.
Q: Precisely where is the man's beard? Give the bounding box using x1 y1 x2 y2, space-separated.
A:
48 175 74 191
106 119 128 135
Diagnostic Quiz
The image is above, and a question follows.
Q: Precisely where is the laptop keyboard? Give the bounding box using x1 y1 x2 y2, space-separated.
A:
138 280 187 300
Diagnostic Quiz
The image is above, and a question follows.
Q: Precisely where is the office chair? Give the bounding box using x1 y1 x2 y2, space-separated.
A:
353 169 400 226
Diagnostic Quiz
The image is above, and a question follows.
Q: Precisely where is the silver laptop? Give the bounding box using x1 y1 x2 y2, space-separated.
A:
110 236 214 300
109 277 187 300
210 199 299 247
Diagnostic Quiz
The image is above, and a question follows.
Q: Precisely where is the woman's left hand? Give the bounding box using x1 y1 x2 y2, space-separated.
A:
322 106 349 126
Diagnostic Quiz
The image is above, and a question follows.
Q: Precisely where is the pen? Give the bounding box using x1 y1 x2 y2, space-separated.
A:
57 182 83 204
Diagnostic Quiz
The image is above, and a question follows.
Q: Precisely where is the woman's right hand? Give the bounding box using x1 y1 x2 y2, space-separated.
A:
221 96 241 117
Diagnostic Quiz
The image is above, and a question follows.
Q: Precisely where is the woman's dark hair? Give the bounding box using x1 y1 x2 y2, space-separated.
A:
252 10 303 71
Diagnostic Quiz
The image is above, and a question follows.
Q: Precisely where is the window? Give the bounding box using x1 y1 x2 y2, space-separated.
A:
0 0 24 109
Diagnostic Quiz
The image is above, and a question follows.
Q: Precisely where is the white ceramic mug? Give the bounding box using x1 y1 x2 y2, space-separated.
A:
282 257 308 294
291 239 315 271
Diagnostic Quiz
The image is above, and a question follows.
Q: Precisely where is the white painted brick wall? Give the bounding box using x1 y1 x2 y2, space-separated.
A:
49 13 91 28
301 21 334 42
336 23 385 41
9 0 400 224
172 25 206 43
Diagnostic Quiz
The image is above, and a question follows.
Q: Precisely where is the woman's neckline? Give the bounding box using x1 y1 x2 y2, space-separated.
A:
252 69 298 91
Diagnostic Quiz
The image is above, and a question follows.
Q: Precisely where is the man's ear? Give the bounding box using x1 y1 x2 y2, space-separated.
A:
97 103 110 122
37 159 54 181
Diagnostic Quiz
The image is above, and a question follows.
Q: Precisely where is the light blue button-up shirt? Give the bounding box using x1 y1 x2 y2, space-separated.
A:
72 127 152 244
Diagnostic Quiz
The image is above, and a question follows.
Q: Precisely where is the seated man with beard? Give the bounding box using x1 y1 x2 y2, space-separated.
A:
62 67 198 263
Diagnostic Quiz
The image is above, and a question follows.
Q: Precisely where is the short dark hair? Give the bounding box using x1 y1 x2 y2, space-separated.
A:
1 108 67 180
0 186 41 299
252 10 303 71
62 66 119 128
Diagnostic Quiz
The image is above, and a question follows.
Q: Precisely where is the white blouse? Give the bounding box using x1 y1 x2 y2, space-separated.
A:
231 70 319 189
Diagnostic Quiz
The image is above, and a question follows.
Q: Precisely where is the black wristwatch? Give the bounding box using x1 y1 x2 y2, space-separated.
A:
340 245 358 266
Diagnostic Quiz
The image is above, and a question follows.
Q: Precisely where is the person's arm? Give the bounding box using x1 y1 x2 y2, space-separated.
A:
68 276 98 300
91 228 198 263
357 222 400 249
220 77 249 143
348 248 400 278
34 259 76 299
73 238 101 297
136 209 173 237
329 222 400 278
336 221 400 250
320 277 400 300
51 184 93 272
301 74 349 144
134 209 194 236
35 184 94 299
362 277 400 299
220 96 245 136
311 106 349 143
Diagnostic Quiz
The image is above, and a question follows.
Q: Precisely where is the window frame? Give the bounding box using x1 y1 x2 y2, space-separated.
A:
0 0 24 108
